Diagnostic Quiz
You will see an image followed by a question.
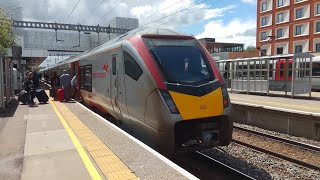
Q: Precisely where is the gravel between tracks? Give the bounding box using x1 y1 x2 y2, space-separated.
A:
233 129 320 167
234 123 320 147
203 122 320 179
202 143 320 180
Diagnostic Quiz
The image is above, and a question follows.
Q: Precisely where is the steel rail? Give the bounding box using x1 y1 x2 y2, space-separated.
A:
233 139 320 171
196 151 257 180
233 125 320 152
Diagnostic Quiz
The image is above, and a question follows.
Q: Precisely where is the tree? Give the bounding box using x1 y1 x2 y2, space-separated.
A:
245 45 256 52
0 8 15 54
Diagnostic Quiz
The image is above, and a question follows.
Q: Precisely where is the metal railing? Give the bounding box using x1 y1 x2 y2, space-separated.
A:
216 53 314 97
0 54 15 112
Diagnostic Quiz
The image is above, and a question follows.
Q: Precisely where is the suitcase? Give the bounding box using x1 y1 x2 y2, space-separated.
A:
35 89 49 103
57 88 64 102
18 90 29 104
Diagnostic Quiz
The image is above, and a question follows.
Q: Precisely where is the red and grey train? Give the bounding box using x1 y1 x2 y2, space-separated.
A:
40 28 233 156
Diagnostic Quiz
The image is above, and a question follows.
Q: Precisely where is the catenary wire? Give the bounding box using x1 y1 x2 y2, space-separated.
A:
95 0 125 25
140 0 185 21
140 0 209 27
64 0 81 23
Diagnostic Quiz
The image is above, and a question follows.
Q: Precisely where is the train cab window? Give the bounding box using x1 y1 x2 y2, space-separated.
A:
143 38 214 85
124 51 143 81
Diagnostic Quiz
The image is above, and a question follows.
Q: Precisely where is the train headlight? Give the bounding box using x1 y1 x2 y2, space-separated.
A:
222 86 229 108
160 90 180 114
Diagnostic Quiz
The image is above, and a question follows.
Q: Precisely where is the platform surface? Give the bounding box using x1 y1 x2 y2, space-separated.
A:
229 92 320 114
1 95 197 180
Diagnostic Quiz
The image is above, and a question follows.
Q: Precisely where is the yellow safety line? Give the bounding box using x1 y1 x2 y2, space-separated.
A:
52 101 138 180
231 97 320 112
50 100 103 180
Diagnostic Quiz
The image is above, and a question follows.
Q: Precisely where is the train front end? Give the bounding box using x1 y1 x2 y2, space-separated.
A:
142 34 233 155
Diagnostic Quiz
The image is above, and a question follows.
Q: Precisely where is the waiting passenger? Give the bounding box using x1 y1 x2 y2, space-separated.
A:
50 71 60 100
32 71 40 89
25 72 35 105
60 70 71 101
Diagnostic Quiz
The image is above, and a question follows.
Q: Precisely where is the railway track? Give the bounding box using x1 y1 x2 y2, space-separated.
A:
173 151 257 180
233 125 320 171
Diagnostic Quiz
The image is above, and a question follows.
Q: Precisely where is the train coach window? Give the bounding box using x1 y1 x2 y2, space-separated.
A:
80 65 92 92
80 66 85 89
85 66 92 92
112 57 116 75
124 51 143 81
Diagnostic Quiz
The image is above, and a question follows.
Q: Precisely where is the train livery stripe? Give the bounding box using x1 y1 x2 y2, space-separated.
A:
169 87 224 120
128 36 167 90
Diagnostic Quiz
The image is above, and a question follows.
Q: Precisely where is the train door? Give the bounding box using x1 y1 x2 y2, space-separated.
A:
71 61 80 99
110 54 122 119
275 59 292 80
275 60 285 80
116 51 128 119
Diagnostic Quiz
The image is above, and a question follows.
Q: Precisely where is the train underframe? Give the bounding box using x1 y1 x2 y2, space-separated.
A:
173 115 233 155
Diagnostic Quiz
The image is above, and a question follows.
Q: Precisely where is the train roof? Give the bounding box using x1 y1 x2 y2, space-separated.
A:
88 27 186 52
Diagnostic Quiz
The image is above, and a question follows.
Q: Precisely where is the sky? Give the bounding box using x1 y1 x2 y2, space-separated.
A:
0 0 257 47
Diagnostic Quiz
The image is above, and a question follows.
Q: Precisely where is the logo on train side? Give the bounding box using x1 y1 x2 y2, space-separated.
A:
93 71 107 79
103 64 109 72
92 64 108 79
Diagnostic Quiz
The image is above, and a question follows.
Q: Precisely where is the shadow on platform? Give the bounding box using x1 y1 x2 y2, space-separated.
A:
0 99 19 117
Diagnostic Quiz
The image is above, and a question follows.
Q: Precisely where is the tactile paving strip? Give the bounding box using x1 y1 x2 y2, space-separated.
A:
53 101 138 180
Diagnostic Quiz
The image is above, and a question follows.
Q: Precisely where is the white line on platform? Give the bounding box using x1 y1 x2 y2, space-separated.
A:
76 102 199 180
231 101 320 117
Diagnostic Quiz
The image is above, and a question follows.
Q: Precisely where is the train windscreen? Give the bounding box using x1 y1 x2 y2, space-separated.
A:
143 38 214 85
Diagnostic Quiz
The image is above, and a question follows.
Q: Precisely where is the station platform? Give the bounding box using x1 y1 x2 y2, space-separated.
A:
0 94 197 180
228 92 320 141
229 92 320 115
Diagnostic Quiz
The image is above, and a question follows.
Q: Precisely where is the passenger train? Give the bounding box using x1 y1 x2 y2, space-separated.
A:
40 28 233 156
216 56 320 91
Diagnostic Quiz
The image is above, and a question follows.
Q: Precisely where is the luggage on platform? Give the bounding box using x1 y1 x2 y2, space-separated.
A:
35 89 49 103
18 90 29 104
57 88 64 102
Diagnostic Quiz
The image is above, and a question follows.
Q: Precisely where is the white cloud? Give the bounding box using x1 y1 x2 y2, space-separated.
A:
0 0 236 28
204 5 235 20
131 5 154 19
196 18 257 47
1 0 251 46
241 0 256 4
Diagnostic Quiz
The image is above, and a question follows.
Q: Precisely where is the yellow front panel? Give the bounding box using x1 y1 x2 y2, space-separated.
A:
169 88 224 120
